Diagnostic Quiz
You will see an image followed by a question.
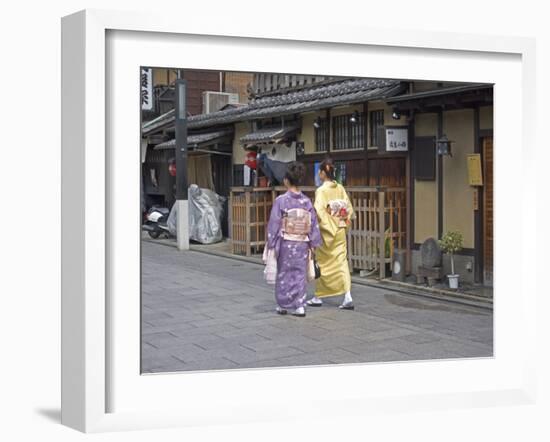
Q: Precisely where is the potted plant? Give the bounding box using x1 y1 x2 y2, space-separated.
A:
439 231 463 289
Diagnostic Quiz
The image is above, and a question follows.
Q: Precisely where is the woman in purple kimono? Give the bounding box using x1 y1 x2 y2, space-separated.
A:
266 162 321 317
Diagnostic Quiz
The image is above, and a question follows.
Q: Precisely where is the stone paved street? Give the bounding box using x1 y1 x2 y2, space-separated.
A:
141 241 493 373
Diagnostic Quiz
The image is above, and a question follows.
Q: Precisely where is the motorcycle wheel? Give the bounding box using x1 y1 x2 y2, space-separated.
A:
148 231 161 239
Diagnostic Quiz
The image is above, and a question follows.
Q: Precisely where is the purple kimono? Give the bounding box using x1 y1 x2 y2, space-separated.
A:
266 191 321 310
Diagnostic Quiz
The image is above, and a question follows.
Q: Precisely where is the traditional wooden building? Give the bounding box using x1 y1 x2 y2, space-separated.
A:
141 74 493 287
387 83 494 285
140 69 252 207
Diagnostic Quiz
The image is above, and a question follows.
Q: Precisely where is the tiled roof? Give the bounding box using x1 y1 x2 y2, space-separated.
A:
240 125 299 146
153 129 233 150
142 78 405 135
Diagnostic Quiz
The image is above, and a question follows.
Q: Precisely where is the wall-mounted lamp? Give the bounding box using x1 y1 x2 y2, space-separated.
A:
392 108 401 120
313 117 321 129
349 111 359 124
436 134 454 157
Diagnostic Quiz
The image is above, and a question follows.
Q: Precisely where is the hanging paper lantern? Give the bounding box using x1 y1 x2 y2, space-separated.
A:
168 160 177 177
245 150 257 170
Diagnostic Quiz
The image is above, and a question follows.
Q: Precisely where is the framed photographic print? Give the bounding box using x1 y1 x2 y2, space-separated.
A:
61 9 537 433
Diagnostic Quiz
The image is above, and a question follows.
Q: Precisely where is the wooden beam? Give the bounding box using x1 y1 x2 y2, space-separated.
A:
473 106 483 284
363 102 369 185
406 110 415 274
392 90 493 112
379 191 386 279
437 110 443 240
327 108 332 154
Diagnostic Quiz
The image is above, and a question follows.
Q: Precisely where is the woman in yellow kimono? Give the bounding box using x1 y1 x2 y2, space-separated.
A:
307 159 355 310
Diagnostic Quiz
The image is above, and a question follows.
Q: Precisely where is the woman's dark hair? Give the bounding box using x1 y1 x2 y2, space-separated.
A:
320 158 335 180
284 161 306 186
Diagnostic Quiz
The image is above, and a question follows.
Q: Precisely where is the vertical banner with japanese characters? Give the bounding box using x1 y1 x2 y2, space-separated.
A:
141 67 153 111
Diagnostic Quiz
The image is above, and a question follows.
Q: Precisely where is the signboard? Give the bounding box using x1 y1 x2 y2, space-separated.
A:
467 153 483 186
386 127 408 151
141 68 153 111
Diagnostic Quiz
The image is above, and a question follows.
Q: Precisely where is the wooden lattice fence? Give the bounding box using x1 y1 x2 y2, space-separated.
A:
229 185 407 279
346 187 406 278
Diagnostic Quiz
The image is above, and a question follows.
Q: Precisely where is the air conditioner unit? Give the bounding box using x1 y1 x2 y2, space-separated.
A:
202 91 240 114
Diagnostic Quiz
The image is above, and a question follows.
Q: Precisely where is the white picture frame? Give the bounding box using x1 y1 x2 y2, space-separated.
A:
61 9 538 433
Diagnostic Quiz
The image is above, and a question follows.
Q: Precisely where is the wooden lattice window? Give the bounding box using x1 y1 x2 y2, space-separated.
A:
369 110 385 147
332 113 365 150
314 117 329 152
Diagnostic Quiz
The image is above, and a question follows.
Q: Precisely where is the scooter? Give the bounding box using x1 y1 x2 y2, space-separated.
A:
142 206 171 239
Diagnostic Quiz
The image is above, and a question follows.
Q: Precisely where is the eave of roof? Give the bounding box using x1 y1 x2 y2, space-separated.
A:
142 78 406 136
240 125 299 146
154 129 233 150
386 83 493 103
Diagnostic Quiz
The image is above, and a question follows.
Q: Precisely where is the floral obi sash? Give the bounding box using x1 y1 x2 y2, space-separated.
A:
326 199 350 228
282 208 311 242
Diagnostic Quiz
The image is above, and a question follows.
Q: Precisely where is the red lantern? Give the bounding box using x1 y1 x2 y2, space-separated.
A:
168 162 177 177
245 151 257 170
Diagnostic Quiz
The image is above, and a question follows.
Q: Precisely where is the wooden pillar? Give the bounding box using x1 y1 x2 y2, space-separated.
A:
473 106 483 283
229 189 234 252
406 110 415 274
378 190 386 279
363 102 369 186
245 189 251 257
437 110 443 239
327 108 332 153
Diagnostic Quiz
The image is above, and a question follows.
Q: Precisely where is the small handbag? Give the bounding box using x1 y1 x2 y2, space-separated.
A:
307 250 321 282
263 248 277 285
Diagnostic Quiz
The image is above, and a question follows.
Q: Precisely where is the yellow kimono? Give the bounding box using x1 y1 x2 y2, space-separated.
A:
314 180 354 298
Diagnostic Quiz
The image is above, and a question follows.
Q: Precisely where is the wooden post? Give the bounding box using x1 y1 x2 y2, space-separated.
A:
327 108 332 153
347 213 352 270
363 102 369 185
437 110 443 240
378 191 386 279
229 189 234 253
405 118 413 274
245 189 251 256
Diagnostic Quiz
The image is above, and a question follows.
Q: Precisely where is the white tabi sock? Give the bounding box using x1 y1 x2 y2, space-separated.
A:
309 296 322 305
343 291 353 304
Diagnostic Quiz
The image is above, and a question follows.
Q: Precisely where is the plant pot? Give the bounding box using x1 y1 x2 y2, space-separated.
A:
447 274 459 289
258 176 268 187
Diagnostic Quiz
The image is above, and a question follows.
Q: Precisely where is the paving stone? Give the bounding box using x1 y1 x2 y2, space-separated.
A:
140 242 494 373
239 335 318 352
141 354 183 371
170 357 240 372
236 359 287 369
274 353 334 367
359 349 414 363
170 344 255 364
250 346 306 363
290 335 368 353
360 328 417 342
401 333 442 344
